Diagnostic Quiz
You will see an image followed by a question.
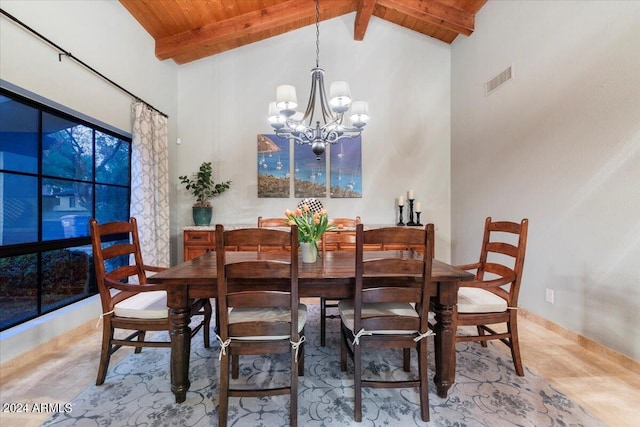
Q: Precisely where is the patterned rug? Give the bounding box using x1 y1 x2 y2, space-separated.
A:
44 305 605 426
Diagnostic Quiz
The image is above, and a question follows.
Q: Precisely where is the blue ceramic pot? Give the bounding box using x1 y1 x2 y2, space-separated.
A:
192 206 212 226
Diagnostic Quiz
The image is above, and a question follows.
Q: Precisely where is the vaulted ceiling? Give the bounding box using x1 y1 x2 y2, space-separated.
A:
119 0 488 64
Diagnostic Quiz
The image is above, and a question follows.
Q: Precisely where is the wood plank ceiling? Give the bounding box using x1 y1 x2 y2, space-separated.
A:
120 0 487 65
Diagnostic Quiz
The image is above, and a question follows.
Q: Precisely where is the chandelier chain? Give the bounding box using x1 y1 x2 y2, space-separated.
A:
315 0 320 68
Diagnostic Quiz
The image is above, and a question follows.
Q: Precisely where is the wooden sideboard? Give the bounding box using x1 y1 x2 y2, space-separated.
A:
184 225 425 262
183 229 216 261
183 226 262 260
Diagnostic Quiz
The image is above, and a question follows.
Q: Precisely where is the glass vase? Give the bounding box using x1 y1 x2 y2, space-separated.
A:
300 241 317 263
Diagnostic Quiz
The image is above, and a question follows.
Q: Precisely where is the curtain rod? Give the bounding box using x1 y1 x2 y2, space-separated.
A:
0 8 169 119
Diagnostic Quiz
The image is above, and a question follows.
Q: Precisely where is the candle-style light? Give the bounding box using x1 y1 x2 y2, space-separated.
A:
415 202 422 226
397 195 405 226
407 191 416 226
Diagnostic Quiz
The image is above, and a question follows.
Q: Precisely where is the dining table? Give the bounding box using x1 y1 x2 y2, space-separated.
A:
148 249 473 403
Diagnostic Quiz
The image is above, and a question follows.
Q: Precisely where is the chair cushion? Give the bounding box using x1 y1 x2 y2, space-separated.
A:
457 287 508 313
229 304 307 340
338 300 419 335
114 290 168 319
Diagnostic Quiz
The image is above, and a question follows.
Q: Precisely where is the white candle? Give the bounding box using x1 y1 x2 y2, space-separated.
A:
408 189 414 199
398 196 404 206
415 202 421 212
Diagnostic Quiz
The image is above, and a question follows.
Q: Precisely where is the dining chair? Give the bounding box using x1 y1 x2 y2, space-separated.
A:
257 216 290 252
257 216 289 227
319 216 361 346
320 216 361 251
452 217 529 376
90 217 212 385
339 224 435 422
215 224 305 427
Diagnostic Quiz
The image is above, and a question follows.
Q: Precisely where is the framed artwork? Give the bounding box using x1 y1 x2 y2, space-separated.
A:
257 134 290 198
294 142 326 198
329 136 362 198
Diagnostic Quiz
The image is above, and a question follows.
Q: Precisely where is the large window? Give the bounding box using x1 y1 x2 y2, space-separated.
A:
0 88 131 331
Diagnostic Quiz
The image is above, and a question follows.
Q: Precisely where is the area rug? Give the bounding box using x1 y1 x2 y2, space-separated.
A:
43 305 605 426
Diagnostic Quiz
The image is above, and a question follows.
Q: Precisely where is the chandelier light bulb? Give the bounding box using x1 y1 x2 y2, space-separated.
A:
267 102 286 129
293 116 306 132
291 111 305 123
276 84 298 111
329 81 352 113
268 101 279 116
349 100 370 127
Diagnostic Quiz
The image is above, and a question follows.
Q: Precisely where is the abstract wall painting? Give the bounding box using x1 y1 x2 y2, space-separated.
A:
294 142 327 198
257 134 362 199
329 136 362 198
257 134 290 198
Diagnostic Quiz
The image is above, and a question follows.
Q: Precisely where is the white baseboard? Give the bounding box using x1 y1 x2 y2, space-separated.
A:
520 308 639 374
0 295 101 364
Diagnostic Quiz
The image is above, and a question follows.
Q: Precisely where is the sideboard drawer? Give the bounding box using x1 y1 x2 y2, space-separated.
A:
184 231 214 244
183 230 216 261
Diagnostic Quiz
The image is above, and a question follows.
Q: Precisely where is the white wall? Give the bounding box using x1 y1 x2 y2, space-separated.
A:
0 0 178 363
451 0 640 360
174 15 453 262
0 0 177 132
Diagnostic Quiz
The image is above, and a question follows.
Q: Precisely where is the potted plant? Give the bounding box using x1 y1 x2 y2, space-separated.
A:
179 161 231 226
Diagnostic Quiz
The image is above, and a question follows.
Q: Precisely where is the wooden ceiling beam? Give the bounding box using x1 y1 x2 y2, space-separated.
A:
354 0 377 41
155 0 356 61
378 0 475 36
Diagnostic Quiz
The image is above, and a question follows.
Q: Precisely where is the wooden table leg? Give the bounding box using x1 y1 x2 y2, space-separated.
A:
432 280 458 398
433 301 455 397
168 285 191 403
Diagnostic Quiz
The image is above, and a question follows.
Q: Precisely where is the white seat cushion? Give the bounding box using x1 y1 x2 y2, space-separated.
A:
457 287 508 313
114 290 168 319
229 304 307 340
338 300 419 335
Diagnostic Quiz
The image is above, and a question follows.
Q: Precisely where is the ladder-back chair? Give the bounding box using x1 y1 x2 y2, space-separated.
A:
339 224 435 422
453 217 529 376
215 224 304 427
319 216 360 346
90 217 211 385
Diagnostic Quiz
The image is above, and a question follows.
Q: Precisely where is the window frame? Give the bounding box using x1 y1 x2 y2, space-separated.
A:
0 87 132 331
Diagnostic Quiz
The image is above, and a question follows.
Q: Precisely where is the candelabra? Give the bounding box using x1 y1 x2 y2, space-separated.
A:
415 212 422 226
407 199 416 226
397 204 405 226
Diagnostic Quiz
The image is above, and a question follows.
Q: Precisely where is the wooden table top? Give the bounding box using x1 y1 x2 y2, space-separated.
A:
149 250 473 286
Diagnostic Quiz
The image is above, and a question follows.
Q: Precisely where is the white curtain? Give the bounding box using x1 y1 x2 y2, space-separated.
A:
130 101 170 267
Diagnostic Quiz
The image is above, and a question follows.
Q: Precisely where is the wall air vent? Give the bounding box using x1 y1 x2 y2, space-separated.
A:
485 65 513 96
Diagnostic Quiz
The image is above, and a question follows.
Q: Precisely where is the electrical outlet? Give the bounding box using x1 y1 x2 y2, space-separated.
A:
545 288 554 304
